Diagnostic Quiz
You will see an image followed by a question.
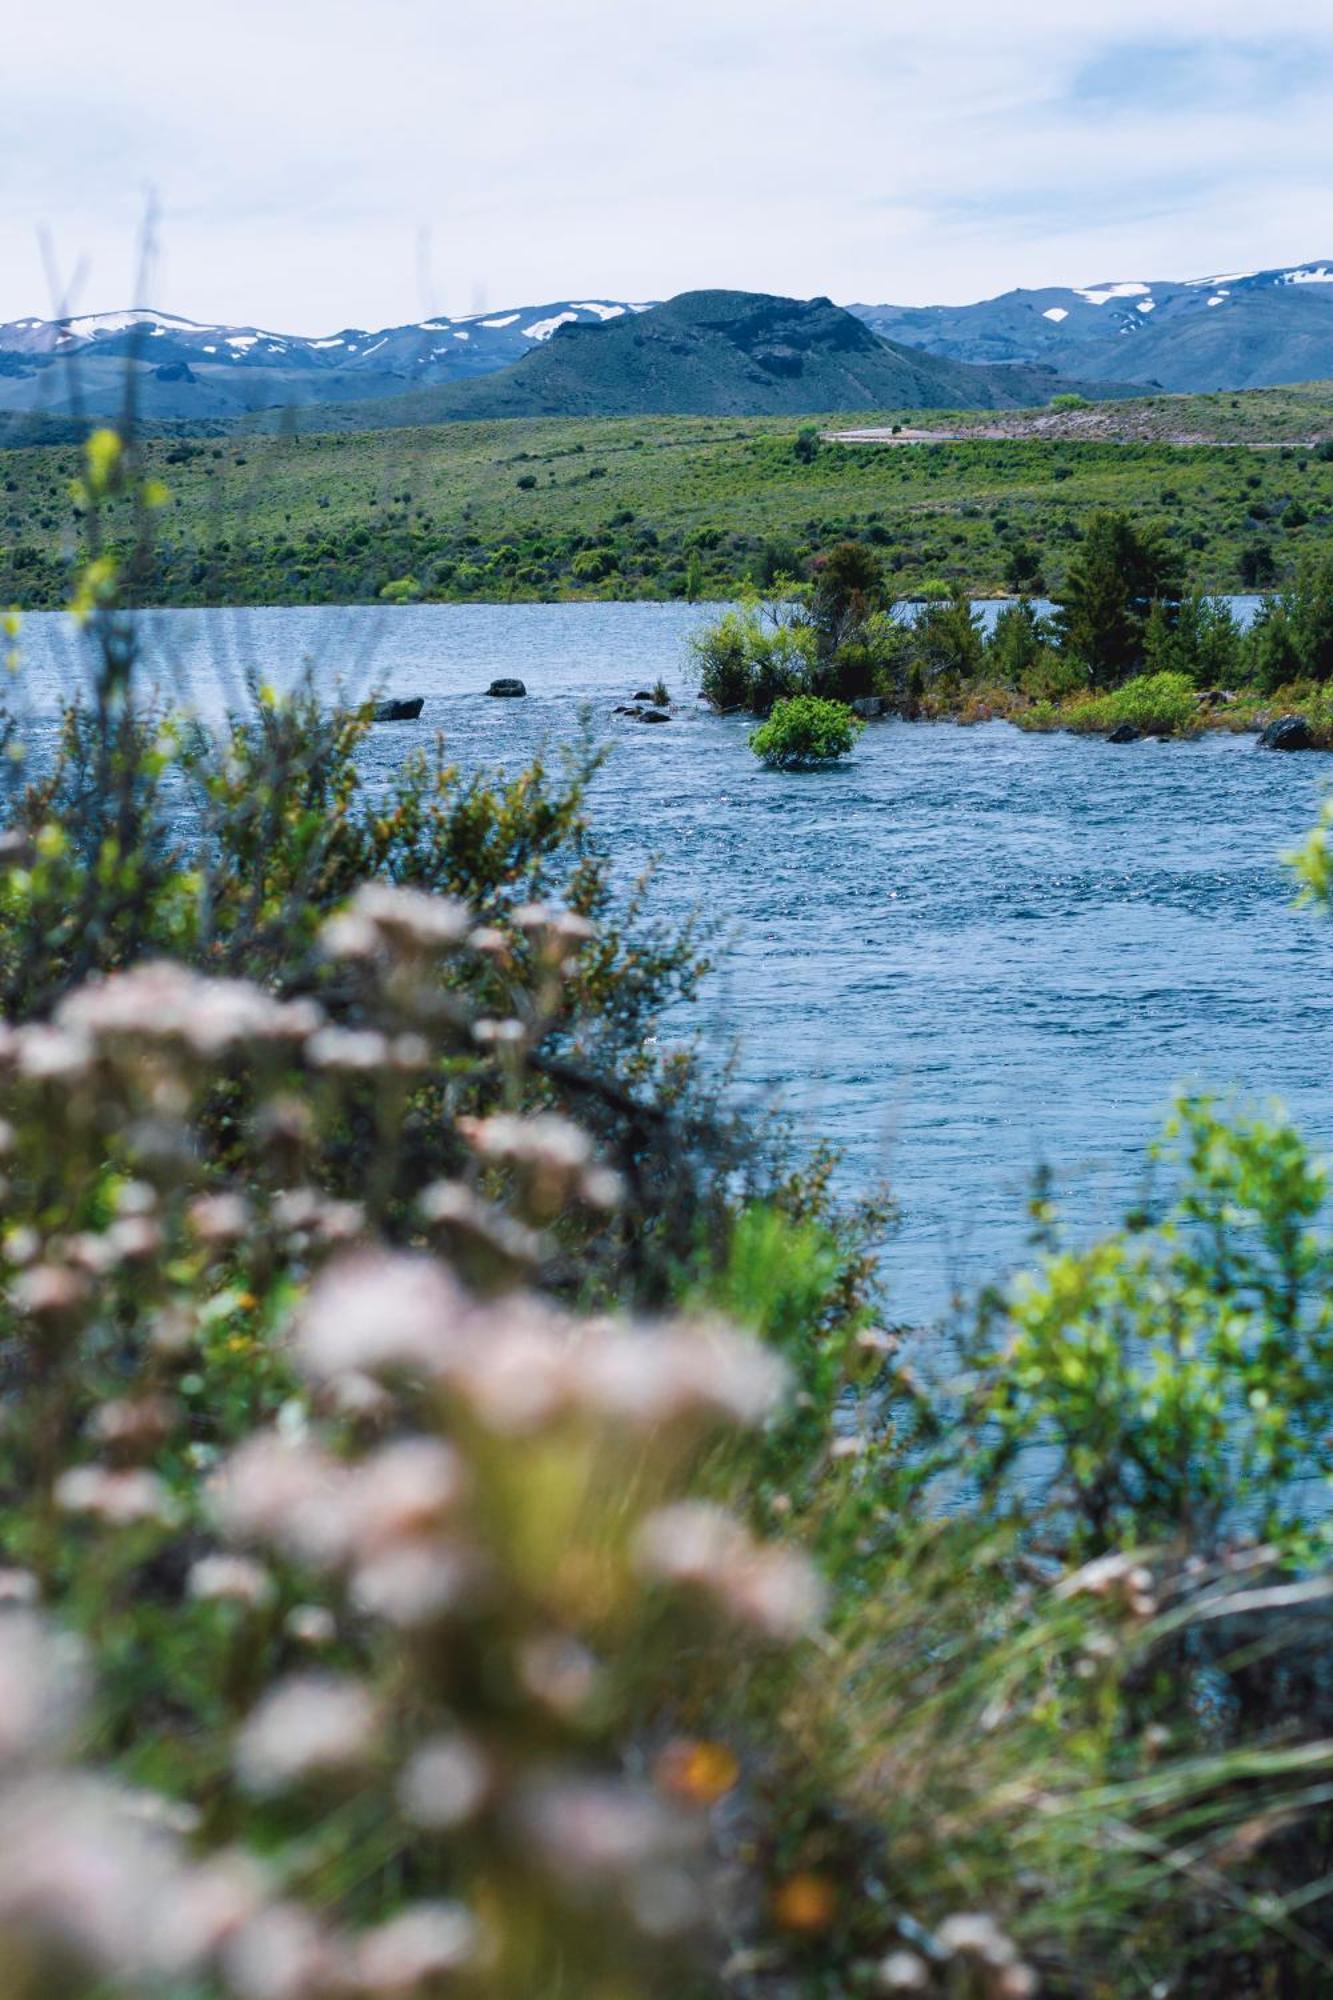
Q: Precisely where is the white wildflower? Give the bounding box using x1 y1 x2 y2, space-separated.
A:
397 1735 490 1831
234 1675 377 1796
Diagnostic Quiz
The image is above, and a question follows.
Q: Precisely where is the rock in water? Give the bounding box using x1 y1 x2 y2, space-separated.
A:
486 678 527 699
373 697 424 721
1107 722 1140 744
633 690 654 702
638 709 672 724
1259 714 1316 751
852 696 889 719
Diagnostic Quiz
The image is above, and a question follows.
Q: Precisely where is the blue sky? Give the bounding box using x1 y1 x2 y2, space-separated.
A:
3 0 1332 327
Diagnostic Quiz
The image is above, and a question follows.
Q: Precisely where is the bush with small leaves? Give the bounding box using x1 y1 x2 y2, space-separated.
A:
749 695 864 770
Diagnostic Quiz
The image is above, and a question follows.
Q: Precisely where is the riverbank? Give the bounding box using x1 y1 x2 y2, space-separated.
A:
894 677 1333 746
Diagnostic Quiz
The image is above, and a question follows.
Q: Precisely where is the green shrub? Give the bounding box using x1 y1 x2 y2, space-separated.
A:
1058 669 1201 737
693 605 815 714
986 599 1052 682
1019 648 1088 703
976 1094 1333 1554
377 574 422 603
749 694 864 769
910 590 986 686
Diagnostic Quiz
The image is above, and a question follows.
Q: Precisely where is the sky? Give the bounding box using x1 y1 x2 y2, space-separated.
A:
4 0 1333 331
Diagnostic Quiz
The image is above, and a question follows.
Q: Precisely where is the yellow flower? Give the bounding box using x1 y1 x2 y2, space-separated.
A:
772 1872 837 1934
84 428 124 496
654 1737 740 1806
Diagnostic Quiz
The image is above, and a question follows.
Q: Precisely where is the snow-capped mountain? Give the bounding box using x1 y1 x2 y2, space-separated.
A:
0 300 655 422
8 262 1333 429
849 264 1333 393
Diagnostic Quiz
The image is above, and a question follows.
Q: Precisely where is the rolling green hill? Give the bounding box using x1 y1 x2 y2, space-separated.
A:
5 384 1333 612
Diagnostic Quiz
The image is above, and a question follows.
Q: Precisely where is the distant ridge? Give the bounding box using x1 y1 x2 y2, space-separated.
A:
9 258 1333 431
850 262 1333 393
0 300 654 424
268 290 1123 430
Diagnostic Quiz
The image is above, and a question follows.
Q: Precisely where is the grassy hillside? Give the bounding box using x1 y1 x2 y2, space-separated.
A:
5 388 1333 610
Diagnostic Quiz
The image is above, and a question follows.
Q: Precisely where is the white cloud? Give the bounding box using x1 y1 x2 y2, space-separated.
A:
1 1 1331 325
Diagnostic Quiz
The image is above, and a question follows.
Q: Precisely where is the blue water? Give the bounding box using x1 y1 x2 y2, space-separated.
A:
12 601 1332 1326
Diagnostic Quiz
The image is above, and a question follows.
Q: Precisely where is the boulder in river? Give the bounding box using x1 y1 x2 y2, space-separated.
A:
486 678 527 699
1259 714 1315 751
615 705 671 723
373 696 424 722
1107 722 1140 744
632 690 654 702
851 696 889 719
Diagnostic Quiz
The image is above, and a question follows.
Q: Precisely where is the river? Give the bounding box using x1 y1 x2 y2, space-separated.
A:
11 599 1331 1328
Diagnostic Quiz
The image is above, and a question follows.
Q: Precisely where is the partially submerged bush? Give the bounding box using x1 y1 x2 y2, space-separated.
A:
749 695 864 770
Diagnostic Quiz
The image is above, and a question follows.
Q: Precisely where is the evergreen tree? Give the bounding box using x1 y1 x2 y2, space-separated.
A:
1054 511 1182 687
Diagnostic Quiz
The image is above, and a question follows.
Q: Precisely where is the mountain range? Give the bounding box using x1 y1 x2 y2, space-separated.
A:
0 300 654 423
3 260 1333 430
0 292 1117 431
852 262 1333 393
277 291 1117 430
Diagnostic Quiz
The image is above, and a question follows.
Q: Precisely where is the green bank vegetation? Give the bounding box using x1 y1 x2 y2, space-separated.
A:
8 430 1333 1998
6 389 1333 609
695 513 1333 742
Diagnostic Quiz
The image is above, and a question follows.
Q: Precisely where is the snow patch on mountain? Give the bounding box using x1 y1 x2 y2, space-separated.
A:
523 312 580 341
1042 307 1068 322
68 309 210 336
1076 283 1151 306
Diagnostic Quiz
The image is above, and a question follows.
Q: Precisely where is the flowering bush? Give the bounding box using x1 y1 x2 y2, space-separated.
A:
0 897 832 2000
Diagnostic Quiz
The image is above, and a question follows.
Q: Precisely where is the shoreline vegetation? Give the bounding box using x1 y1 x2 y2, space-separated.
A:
693 518 1333 748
